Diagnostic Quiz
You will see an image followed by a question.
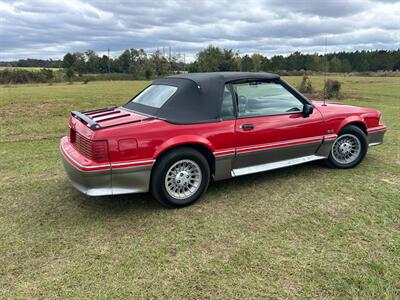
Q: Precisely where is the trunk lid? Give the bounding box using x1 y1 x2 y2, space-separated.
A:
70 106 153 131
68 107 153 163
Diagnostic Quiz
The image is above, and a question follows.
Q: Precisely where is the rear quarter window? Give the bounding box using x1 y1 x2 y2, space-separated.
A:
129 85 177 108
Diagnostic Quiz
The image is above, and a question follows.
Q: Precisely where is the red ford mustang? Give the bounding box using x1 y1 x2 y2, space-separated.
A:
60 72 386 207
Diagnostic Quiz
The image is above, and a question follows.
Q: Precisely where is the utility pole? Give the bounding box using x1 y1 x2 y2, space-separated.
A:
323 37 328 106
107 48 111 73
169 46 172 73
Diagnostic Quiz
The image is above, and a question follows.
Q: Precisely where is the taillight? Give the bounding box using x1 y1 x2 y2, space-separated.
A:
68 128 109 163
92 140 109 163
69 127 76 143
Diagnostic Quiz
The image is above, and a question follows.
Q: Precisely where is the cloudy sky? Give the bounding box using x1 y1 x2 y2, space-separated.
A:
0 0 399 61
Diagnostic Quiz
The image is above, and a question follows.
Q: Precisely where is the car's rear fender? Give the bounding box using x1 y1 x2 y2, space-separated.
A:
153 135 232 181
154 135 215 158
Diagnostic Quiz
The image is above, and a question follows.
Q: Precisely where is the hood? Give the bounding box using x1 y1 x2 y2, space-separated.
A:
312 100 377 114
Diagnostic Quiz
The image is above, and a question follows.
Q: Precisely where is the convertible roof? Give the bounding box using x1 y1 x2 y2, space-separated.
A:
124 72 280 124
168 72 280 85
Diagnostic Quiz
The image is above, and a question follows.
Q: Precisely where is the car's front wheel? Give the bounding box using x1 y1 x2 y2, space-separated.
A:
151 147 210 208
325 125 368 169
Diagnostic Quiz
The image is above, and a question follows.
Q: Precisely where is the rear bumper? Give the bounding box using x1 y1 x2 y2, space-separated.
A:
61 154 112 196
60 137 153 196
367 125 386 147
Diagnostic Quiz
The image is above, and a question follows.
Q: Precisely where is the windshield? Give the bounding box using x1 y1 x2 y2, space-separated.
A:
127 84 177 108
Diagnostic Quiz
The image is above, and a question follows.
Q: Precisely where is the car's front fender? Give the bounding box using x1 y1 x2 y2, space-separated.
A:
336 115 367 133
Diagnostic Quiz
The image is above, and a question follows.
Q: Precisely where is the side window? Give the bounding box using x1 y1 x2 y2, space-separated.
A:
220 85 234 120
233 82 304 118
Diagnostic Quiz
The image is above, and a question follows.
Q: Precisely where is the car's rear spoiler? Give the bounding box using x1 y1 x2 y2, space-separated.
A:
71 110 102 129
71 106 153 130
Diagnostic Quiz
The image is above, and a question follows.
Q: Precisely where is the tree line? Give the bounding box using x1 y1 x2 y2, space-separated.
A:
60 49 186 79
60 47 400 77
0 58 62 68
191 46 400 73
1 46 399 84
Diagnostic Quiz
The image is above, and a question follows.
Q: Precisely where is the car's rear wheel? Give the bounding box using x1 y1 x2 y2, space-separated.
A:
325 125 368 168
151 147 210 208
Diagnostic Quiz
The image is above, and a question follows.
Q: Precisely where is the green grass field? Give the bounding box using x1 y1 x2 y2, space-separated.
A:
0 76 399 299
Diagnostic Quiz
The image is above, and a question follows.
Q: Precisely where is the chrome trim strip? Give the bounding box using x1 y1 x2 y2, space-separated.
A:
324 134 338 141
367 126 386 133
111 159 155 167
61 144 110 170
369 142 382 147
214 148 235 155
231 155 326 177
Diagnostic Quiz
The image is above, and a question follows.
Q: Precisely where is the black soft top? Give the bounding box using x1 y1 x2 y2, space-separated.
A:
168 71 280 83
124 72 280 124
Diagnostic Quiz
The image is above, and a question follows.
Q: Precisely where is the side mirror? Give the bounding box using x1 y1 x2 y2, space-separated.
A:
303 103 314 118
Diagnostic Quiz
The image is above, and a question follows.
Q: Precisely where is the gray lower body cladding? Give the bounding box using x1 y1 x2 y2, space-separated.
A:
61 155 152 196
230 140 330 177
233 141 323 170
367 129 385 146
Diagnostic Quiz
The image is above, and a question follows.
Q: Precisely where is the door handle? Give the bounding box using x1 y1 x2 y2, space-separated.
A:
240 124 254 131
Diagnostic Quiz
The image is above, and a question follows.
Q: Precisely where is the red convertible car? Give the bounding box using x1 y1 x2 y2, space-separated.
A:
61 72 386 207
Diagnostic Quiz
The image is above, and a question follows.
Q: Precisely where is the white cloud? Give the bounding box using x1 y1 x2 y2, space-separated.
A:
0 0 399 60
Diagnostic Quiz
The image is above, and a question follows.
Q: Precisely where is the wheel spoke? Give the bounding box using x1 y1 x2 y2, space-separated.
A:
164 159 202 200
331 134 361 164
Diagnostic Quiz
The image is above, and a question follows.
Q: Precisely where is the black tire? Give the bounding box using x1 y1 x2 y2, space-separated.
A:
325 125 368 169
150 147 210 208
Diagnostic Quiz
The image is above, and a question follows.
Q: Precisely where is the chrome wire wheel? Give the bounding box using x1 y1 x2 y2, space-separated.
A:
332 134 361 164
165 159 202 200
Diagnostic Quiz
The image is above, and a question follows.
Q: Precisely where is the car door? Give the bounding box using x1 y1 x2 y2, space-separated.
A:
231 80 325 174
